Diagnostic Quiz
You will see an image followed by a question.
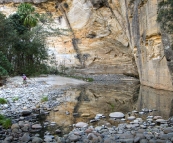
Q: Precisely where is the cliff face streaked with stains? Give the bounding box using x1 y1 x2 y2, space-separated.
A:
1 0 173 91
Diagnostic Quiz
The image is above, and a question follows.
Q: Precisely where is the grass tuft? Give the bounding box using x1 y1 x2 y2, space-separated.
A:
41 96 48 102
0 98 7 104
0 114 12 129
12 97 19 102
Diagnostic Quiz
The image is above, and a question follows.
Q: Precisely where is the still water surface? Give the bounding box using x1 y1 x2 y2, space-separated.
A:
46 81 173 135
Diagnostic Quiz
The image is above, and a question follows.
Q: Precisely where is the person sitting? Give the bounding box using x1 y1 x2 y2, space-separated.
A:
22 74 27 84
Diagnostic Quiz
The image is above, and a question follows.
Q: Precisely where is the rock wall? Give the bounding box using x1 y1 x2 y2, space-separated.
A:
0 0 138 76
1 0 173 90
119 0 173 91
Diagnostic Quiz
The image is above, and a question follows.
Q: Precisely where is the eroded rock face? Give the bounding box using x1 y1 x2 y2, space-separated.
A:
0 0 138 77
125 0 173 91
1 0 173 90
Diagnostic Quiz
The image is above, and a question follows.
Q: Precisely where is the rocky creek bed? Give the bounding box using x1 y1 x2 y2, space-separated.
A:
0 75 173 143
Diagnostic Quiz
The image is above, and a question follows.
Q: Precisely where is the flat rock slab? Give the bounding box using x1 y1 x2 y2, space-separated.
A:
109 112 124 118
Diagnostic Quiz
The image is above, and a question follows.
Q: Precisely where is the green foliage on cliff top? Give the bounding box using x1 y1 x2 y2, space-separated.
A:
157 0 173 33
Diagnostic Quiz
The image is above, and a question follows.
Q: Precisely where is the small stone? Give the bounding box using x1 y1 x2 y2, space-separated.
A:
90 119 97 123
127 116 136 120
134 136 140 143
55 129 61 134
139 112 144 115
109 112 124 118
68 134 80 142
11 123 20 130
153 116 162 120
132 110 138 113
21 133 30 142
32 124 42 129
21 110 31 116
65 111 70 115
75 122 88 128
156 119 166 123
142 108 149 112
53 108 59 112
32 137 43 143
140 125 147 129
44 135 53 142
164 127 173 134
73 113 79 116
133 120 139 123
19 117 25 120
81 113 90 117
85 128 93 134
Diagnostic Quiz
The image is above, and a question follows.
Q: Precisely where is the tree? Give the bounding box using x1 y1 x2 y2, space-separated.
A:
17 3 39 29
0 3 49 76
0 3 65 76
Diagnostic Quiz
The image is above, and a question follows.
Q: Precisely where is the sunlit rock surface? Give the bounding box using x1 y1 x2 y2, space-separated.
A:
1 0 173 90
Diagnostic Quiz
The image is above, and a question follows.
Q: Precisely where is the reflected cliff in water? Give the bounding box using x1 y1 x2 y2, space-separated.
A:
46 82 173 135
137 85 173 119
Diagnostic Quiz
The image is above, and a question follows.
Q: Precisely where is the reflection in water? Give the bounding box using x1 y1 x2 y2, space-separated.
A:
46 82 173 135
137 85 173 119
47 81 140 134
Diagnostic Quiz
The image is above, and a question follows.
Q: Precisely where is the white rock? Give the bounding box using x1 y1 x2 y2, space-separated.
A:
133 120 139 123
109 112 124 118
136 118 143 122
32 124 42 129
153 116 162 120
156 119 166 123
75 122 88 128
127 116 136 120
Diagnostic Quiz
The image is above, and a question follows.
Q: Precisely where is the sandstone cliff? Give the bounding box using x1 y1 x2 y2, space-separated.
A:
1 0 173 91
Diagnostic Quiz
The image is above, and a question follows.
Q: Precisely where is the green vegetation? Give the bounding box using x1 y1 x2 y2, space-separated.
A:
0 114 12 129
0 98 7 104
0 3 49 76
157 0 173 33
17 3 39 29
41 96 48 102
106 102 115 111
0 3 66 77
62 74 94 82
12 97 19 102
